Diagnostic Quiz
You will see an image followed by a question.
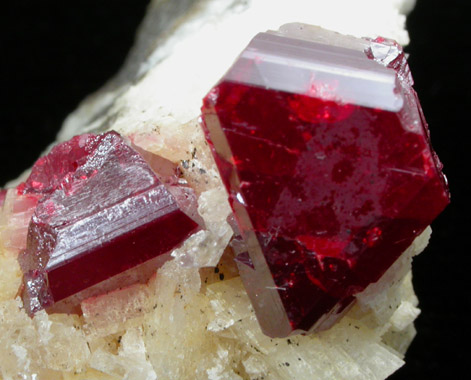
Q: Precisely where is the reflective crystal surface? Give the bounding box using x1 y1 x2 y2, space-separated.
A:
201 24 450 337
19 131 199 315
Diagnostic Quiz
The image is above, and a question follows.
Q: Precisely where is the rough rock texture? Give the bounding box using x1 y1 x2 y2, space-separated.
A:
0 1 430 379
0 231 428 380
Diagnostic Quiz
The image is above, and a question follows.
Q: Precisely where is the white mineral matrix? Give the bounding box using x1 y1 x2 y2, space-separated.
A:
0 1 426 379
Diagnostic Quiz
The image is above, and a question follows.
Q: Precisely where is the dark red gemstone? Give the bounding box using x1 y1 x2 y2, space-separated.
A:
201 24 450 337
18 131 199 315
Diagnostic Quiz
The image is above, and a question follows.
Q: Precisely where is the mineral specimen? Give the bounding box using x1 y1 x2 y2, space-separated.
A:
0 1 444 379
201 24 450 337
18 131 199 315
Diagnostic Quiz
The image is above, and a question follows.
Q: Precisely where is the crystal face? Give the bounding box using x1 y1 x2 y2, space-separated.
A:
18 131 199 315
201 24 450 337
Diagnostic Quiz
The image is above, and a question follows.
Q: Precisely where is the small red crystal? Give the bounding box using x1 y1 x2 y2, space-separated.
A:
18 131 199 314
201 24 450 337
0 189 6 208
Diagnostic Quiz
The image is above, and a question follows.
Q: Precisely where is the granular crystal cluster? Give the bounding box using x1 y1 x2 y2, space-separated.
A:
201 24 450 337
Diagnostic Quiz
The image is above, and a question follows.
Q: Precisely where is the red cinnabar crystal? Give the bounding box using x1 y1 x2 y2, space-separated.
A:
201 24 450 337
18 131 199 315
0 189 6 209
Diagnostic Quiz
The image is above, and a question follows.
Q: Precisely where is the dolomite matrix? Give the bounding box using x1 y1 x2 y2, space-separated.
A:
201 24 449 337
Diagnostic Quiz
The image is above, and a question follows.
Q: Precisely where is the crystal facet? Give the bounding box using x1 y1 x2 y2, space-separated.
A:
201 24 450 337
18 131 199 315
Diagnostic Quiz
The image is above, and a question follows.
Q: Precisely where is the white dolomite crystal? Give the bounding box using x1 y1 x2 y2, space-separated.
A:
172 188 233 268
0 0 426 379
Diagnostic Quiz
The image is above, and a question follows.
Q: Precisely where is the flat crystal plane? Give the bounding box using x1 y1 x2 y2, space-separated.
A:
18 131 199 315
201 24 450 337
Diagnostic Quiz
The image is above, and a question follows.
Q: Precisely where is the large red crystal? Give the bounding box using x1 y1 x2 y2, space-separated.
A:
201 24 450 337
18 131 199 315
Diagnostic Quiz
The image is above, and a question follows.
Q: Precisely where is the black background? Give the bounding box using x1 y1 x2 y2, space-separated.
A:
1 1 469 379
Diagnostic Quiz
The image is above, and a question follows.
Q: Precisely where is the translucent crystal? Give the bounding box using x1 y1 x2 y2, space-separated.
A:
18 131 199 314
171 188 233 267
201 24 450 337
